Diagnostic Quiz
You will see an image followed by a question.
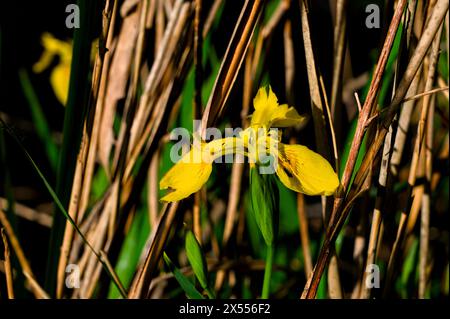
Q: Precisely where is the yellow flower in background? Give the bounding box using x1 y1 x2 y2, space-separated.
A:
160 87 340 202
33 33 72 105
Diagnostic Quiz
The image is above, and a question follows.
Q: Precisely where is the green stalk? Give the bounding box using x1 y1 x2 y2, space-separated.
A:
45 0 98 295
261 244 274 299
18 68 59 171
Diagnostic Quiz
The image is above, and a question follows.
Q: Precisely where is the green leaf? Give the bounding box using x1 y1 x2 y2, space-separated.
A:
249 166 279 246
18 68 59 171
398 237 419 297
163 252 205 299
185 230 209 291
107 207 149 298
245 192 263 257
275 179 298 236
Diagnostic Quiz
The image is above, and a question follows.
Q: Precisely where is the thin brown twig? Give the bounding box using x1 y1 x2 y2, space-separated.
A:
402 86 449 102
1 228 14 299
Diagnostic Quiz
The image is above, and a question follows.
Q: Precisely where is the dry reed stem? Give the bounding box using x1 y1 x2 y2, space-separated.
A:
297 194 313 278
361 1 419 298
390 72 422 176
23 271 50 299
384 22 443 296
307 0 448 298
302 0 409 298
330 0 347 119
1 228 14 299
193 0 204 244
201 0 264 132
419 95 435 298
283 10 295 102
299 0 330 160
0 209 45 298
128 0 184 151
148 150 160 229
0 198 52 227
194 0 203 120
299 0 342 297
57 0 118 298
128 202 179 298
99 5 139 174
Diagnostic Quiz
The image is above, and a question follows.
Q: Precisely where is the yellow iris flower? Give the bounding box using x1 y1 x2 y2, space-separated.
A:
160 86 339 202
33 33 72 106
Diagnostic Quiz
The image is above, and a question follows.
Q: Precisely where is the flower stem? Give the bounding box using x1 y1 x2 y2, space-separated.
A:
261 244 274 299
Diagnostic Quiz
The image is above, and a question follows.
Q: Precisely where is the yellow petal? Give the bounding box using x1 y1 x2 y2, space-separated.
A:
33 33 72 73
270 104 307 128
251 86 306 128
160 146 212 202
50 63 71 105
41 32 72 63
33 33 72 106
275 143 339 196
32 49 55 74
